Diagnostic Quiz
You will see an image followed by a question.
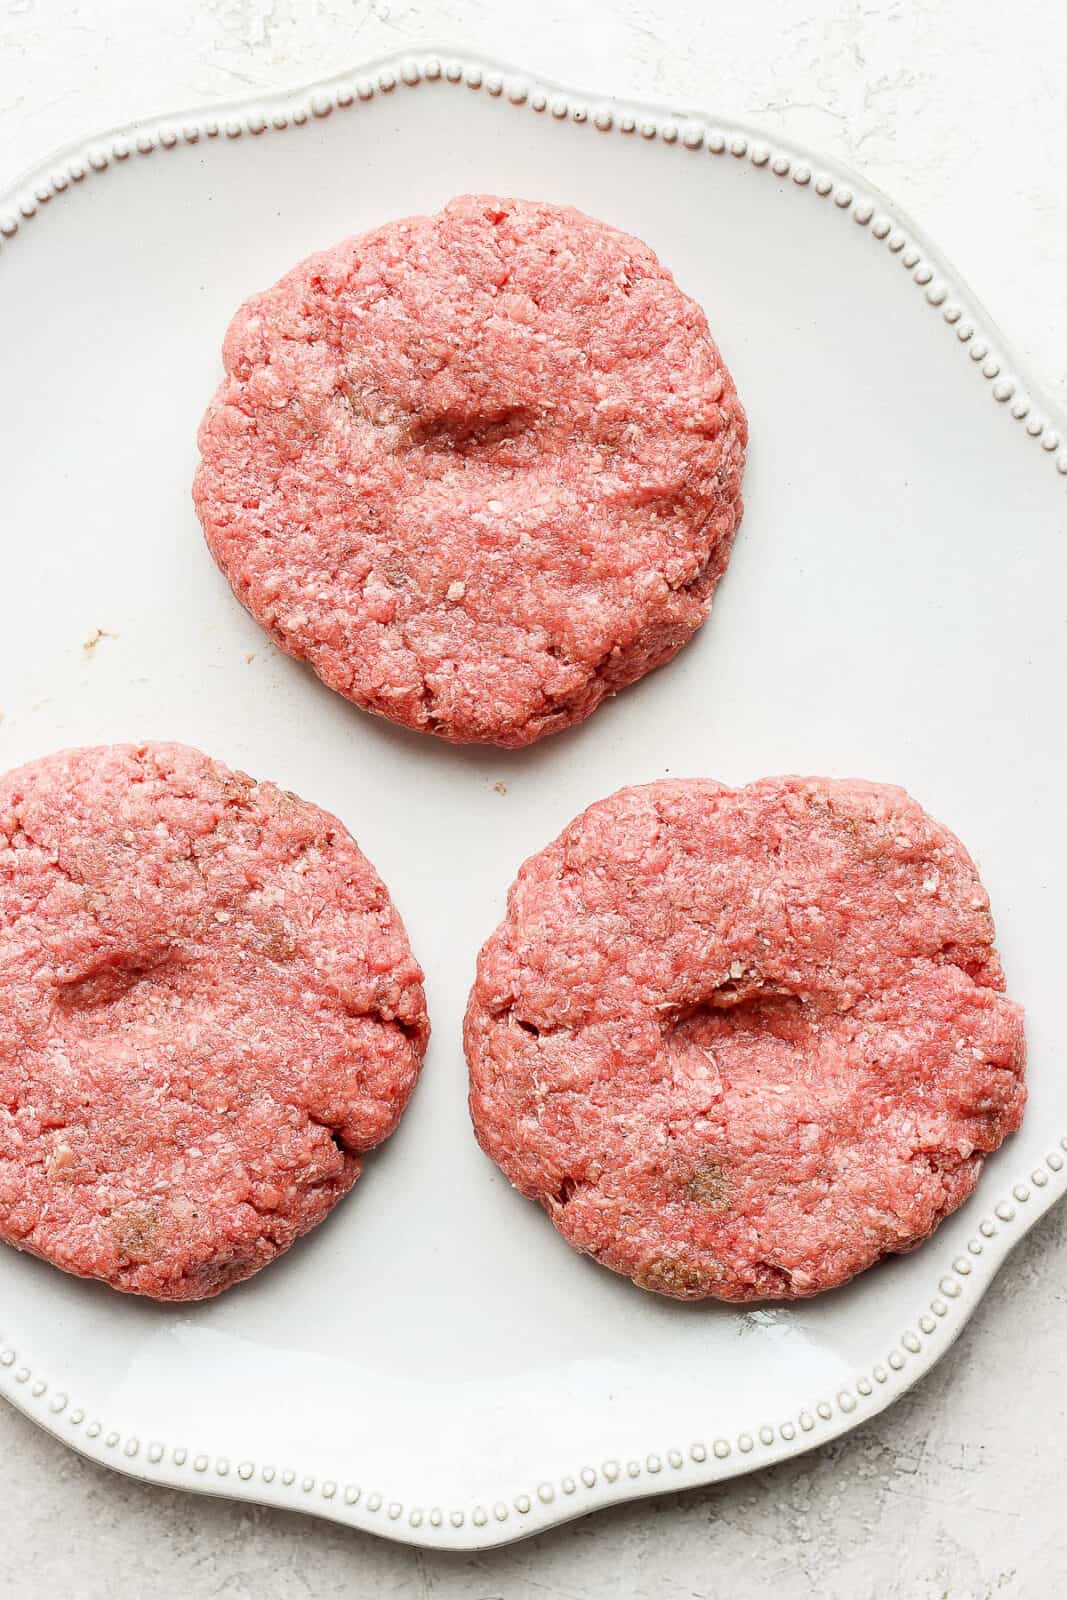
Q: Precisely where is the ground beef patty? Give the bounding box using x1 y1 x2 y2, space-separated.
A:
0 743 428 1301
466 778 1026 1301
193 195 747 746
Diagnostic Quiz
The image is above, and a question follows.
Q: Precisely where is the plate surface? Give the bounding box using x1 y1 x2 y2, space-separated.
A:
1 49 1065 1549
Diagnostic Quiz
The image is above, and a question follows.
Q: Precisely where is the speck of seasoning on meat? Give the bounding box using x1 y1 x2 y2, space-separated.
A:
193 195 747 747
0 742 429 1301
684 1158 731 1210
464 776 1026 1302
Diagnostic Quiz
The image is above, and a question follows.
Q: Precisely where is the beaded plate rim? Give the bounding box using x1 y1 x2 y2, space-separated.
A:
0 45 1064 1551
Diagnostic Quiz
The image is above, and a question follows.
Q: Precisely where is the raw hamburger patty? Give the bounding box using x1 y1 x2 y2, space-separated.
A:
193 195 747 746
466 777 1026 1301
0 743 428 1301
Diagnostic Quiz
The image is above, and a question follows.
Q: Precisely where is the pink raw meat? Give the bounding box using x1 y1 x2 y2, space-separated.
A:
194 195 747 746
0 743 428 1300
465 777 1026 1301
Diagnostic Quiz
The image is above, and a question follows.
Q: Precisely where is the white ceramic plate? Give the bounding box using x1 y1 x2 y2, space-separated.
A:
1 49 1064 1551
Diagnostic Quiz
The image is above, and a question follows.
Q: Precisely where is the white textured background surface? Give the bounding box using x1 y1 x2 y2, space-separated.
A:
1 3 1065 1595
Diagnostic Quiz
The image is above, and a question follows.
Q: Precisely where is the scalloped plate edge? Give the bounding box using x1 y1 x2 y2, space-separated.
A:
0 44 1064 1551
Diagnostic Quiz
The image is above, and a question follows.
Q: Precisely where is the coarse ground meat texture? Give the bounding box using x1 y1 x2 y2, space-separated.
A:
193 195 747 746
465 777 1026 1301
0 743 428 1301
